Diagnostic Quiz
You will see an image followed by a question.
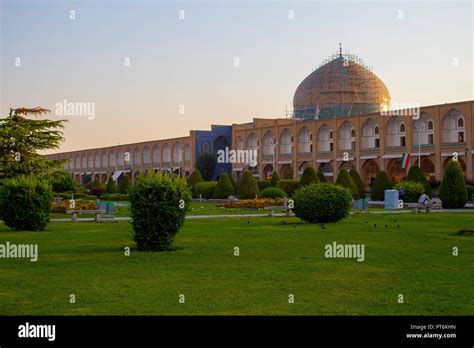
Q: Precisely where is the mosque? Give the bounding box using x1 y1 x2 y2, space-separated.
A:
48 46 474 187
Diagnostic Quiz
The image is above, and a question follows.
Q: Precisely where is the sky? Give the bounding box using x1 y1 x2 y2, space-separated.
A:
1 0 473 153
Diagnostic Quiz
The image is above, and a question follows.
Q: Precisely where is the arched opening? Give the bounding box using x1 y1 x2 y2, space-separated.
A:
361 119 380 150
280 128 293 155
298 127 312 154
442 109 465 144
263 131 275 156
134 148 142 166
340 161 355 171
318 161 333 181
247 132 258 152
152 145 160 167
413 112 435 146
162 143 171 163
361 159 380 187
442 156 467 177
173 142 182 165
263 164 274 179
280 164 293 179
184 144 190 162
413 157 436 181
143 146 150 165
338 121 355 151
386 158 404 183
298 161 311 178
317 124 333 153
213 135 229 154
386 117 406 147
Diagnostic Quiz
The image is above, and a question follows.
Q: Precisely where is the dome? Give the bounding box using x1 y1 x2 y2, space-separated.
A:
293 50 390 120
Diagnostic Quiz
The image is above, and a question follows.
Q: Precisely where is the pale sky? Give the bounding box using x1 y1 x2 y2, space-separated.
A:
1 0 473 153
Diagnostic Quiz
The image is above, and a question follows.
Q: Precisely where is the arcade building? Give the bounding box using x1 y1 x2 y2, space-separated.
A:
47 48 474 187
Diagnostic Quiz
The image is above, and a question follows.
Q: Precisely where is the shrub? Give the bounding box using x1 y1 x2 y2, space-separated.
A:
467 185 474 200
349 169 366 199
438 160 468 208
90 178 105 198
214 173 234 199
221 198 284 209
370 171 392 201
300 167 319 187
260 187 286 199
195 181 218 199
228 174 237 193
130 172 191 251
256 179 271 192
52 200 96 213
394 181 425 203
196 153 216 181
101 193 129 201
238 170 259 199
277 179 300 197
0 175 53 231
269 171 280 187
188 170 203 196
317 171 327 183
118 174 132 194
335 169 358 199
50 170 75 193
407 165 432 197
105 177 117 194
282 167 293 179
293 183 352 223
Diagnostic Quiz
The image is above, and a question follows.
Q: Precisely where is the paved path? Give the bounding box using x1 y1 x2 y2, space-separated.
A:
48 208 473 222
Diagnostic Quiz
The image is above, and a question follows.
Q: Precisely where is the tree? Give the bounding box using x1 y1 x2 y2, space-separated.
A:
188 170 203 195
118 174 132 194
237 169 259 199
0 107 67 179
370 171 392 201
438 160 468 208
214 173 234 199
269 171 280 187
335 169 358 199
105 177 117 194
317 170 327 183
407 165 432 197
349 169 366 199
90 178 105 198
50 170 75 193
196 153 216 181
300 167 319 187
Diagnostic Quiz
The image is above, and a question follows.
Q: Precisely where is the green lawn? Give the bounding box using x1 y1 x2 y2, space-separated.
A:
0 213 473 315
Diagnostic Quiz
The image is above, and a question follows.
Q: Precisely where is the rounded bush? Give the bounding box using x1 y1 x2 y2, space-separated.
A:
293 183 352 223
50 170 75 193
300 167 319 187
0 175 53 231
394 181 425 203
118 174 132 194
214 173 234 199
335 169 358 199
256 179 271 192
277 179 300 197
439 160 468 208
370 171 392 201
105 177 117 194
269 171 280 187
407 165 432 197
195 181 218 199
349 169 366 199
188 170 203 196
238 170 259 199
130 172 191 251
260 187 286 199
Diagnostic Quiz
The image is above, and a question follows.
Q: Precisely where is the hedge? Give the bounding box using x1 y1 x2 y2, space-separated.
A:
260 187 286 199
277 179 300 197
394 181 425 203
194 181 218 199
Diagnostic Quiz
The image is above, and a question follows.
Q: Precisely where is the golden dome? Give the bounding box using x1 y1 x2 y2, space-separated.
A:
293 51 390 120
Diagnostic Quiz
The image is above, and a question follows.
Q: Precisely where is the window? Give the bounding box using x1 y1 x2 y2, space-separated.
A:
428 134 434 144
400 123 405 133
427 121 433 130
400 136 406 147
374 127 379 135
351 129 356 138
329 143 333 151
458 132 465 142
351 141 356 150
375 138 380 148
329 131 333 139
310 134 313 141
310 144 313 152
458 118 464 128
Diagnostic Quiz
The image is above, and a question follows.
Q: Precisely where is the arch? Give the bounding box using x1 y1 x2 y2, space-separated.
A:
162 143 171 163
124 147 132 168
413 157 435 180
87 153 94 170
247 132 258 152
109 151 116 168
263 164 274 179
213 135 229 154
236 136 244 150
173 142 182 164
263 130 275 156
386 158 403 183
317 124 333 152
413 112 435 146
318 161 333 181
94 152 100 169
75 156 81 170
386 116 406 147
298 127 312 154
101 150 107 169
298 161 311 178
143 145 150 164
360 118 380 150
339 160 355 171
152 144 160 166
184 144 190 162
134 147 142 166
361 159 380 186
280 128 293 155
280 164 293 178
442 156 467 177
338 121 355 151
442 108 465 143
201 141 210 155
117 150 124 167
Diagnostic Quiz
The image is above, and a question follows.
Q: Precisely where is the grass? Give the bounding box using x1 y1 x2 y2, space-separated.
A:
0 213 473 315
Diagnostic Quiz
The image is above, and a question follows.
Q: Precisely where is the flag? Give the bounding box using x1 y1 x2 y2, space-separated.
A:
401 152 410 169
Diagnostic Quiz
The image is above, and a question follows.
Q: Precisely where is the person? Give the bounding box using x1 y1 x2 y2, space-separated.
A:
398 187 405 201
418 194 431 206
